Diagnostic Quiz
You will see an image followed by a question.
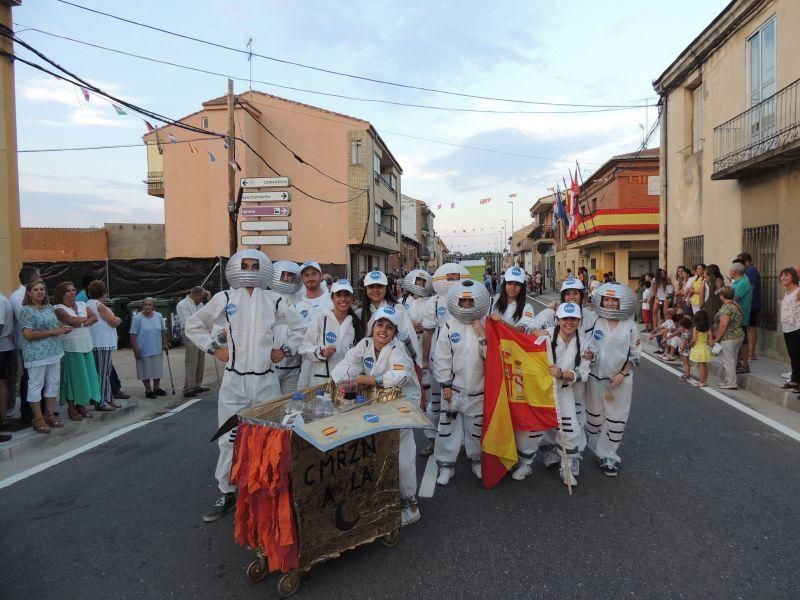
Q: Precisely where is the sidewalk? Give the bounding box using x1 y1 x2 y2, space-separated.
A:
0 346 221 474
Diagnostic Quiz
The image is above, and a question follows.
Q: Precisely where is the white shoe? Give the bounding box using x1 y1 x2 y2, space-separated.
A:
436 466 454 486
559 465 577 487
570 458 580 478
471 461 482 480
401 506 421 527
511 463 533 481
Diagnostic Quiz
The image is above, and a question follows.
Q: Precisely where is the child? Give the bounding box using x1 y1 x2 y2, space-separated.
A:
641 280 653 332
433 279 490 485
650 308 676 360
689 309 714 387
676 317 693 381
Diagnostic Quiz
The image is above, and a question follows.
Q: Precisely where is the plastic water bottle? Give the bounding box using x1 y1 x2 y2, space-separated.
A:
286 392 303 415
313 389 325 419
320 391 336 418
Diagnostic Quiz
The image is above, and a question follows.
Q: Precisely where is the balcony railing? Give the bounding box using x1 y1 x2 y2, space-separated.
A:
376 222 398 241
145 171 164 196
531 225 554 241
712 77 800 179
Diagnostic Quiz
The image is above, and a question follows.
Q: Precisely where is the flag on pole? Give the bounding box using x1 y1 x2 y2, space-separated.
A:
481 319 557 489
208 151 216 162
111 103 127 116
188 142 199 155
144 120 155 132
555 187 568 227
80 87 90 101
569 172 582 238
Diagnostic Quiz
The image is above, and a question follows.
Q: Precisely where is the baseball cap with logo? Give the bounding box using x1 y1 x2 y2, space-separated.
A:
560 277 585 292
300 260 322 275
370 304 400 327
363 270 389 286
331 279 354 295
556 302 582 319
504 266 526 284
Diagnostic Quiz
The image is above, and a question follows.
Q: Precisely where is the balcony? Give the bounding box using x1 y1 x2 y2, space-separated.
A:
712 77 800 180
146 171 164 197
375 222 398 241
531 224 554 241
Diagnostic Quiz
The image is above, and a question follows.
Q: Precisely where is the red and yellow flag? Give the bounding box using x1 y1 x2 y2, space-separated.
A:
481 319 557 489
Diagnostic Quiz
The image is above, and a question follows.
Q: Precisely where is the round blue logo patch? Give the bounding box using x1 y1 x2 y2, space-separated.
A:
398 331 408 342
364 357 374 369
437 306 447 317
382 306 396 315
563 303 576 314
225 303 237 316
300 309 309 319
593 329 604 342
325 331 337 344
369 271 382 280
449 332 461 343
511 267 522 276
363 414 380 423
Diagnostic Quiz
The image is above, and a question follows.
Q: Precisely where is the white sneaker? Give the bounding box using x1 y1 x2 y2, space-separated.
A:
559 465 577 487
471 461 482 480
401 506 421 527
570 458 580 477
511 463 532 481
436 466 454 486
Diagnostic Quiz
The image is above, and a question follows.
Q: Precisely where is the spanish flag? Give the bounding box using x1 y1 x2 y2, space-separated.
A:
481 319 557 489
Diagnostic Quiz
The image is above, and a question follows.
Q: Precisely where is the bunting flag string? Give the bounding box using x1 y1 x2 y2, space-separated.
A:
479 197 492 205
208 150 216 162
143 120 155 132
79 86 90 101
188 141 198 154
167 133 177 143
228 159 241 171
111 103 127 116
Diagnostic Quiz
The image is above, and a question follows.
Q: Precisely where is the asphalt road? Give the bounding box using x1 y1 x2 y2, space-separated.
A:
2 360 799 599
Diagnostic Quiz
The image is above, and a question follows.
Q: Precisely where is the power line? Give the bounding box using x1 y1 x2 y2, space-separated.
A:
19 143 142 152
53 0 656 110
15 25 650 116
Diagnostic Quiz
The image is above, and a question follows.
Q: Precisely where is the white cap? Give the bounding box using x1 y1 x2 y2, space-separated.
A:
370 304 400 327
504 266 526 284
561 277 584 292
364 270 389 286
299 260 322 275
331 279 354 295
556 302 582 319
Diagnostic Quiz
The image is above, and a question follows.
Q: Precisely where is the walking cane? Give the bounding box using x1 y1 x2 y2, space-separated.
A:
164 348 176 395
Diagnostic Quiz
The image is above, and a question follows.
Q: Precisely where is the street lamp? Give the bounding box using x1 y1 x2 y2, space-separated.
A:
507 195 515 265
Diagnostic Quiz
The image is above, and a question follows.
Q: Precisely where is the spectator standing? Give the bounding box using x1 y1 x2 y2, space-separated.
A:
19 280 69 433
685 264 709 315
129 298 169 398
0 291 14 440
673 266 690 313
730 263 753 374
53 282 102 420
534 271 543 295
75 274 96 303
703 264 725 318
86 281 120 411
176 287 209 398
738 253 762 361
10 266 41 424
483 272 492 294
779 268 800 393
714 286 745 390
634 275 647 324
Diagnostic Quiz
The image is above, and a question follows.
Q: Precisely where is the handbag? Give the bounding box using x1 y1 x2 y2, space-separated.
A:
711 342 722 356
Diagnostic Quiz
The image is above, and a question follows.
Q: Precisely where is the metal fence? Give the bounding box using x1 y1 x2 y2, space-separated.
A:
682 235 704 270
713 77 800 175
742 224 779 330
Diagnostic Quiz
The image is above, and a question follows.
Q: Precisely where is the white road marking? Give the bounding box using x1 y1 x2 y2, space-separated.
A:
527 294 552 309
418 454 438 498
641 353 800 444
0 399 203 490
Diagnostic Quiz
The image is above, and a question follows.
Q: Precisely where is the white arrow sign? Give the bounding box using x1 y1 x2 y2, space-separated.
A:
240 177 290 188
241 235 291 246
241 191 291 202
241 206 291 217
241 221 292 232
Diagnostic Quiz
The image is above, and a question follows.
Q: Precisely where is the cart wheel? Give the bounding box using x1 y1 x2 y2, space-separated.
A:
246 557 268 583
380 529 400 548
277 570 301 598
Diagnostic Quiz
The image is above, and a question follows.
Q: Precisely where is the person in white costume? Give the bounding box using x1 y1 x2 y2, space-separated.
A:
401 269 432 409
420 262 469 456
185 250 303 522
299 280 363 386
489 266 536 330
433 279 490 485
515 302 590 486
331 305 422 527
292 261 335 388
270 260 304 394
584 282 640 477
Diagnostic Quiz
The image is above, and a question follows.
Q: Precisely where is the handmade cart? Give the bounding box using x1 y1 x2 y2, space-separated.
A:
221 382 430 598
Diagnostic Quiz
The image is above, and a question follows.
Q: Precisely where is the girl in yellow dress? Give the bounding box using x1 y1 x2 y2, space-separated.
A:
689 310 714 387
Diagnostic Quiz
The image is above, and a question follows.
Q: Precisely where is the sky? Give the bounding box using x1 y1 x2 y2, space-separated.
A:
11 0 729 254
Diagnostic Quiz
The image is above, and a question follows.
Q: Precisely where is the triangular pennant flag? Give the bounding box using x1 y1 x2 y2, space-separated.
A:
208 151 216 162
112 103 127 116
188 141 199 154
144 120 155 132
80 87 90 101
168 133 177 143
228 160 240 171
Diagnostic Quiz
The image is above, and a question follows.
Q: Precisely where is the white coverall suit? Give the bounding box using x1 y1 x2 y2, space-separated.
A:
330 337 421 505
432 317 486 468
585 317 640 464
571 308 598 451
270 293 305 395
292 291 334 389
403 294 429 400
358 301 421 365
422 295 450 439
298 309 356 386
185 288 302 494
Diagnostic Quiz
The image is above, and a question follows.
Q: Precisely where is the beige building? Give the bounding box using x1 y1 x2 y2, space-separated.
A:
529 194 556 289
653 0 800 358
144 91 403 279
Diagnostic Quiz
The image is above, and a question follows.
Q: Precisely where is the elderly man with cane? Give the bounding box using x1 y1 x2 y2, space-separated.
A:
177 286 210 398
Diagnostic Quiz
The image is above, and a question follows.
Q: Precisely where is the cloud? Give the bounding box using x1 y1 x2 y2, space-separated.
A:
19 187 163 227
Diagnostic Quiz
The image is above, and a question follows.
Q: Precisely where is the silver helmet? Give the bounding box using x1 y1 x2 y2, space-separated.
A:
270 260 302 296
446 279 490 324
432 262 469 297
402 269 432 298
225 249 273 290
591 282 636 320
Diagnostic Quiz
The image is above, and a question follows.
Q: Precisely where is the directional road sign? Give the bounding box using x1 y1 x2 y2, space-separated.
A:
240 177 290 188
241 206 291 217
241 221 292 232
241 235 291 246
241 191 291 202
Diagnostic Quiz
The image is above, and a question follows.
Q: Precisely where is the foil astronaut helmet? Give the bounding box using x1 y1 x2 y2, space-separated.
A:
270 260 302 296
225 249 273 290
446 279 491 324
592 282 636 320
402 269 432 298
432 263 469 297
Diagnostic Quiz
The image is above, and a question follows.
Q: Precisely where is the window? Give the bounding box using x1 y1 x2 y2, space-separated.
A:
742 224 779 330
373 153 381 176
374 204 382 226
692 84 703 153
629 257 659 279
748 18 777 139
350 140 362 164
682 235 704 270
201 116 209 129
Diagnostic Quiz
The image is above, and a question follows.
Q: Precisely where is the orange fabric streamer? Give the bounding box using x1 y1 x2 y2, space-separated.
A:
231 423 299 572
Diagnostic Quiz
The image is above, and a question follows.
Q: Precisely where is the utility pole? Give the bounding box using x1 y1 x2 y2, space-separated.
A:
507 195 515 265
227 79 237 256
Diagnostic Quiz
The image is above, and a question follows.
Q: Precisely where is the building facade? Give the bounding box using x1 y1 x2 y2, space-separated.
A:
144 91 403 280
653 0 800 358
555 149 660 286
529 194 556 290
416 200 437 271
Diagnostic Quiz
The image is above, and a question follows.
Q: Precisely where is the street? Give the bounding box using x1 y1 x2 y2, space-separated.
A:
2 359 799 600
